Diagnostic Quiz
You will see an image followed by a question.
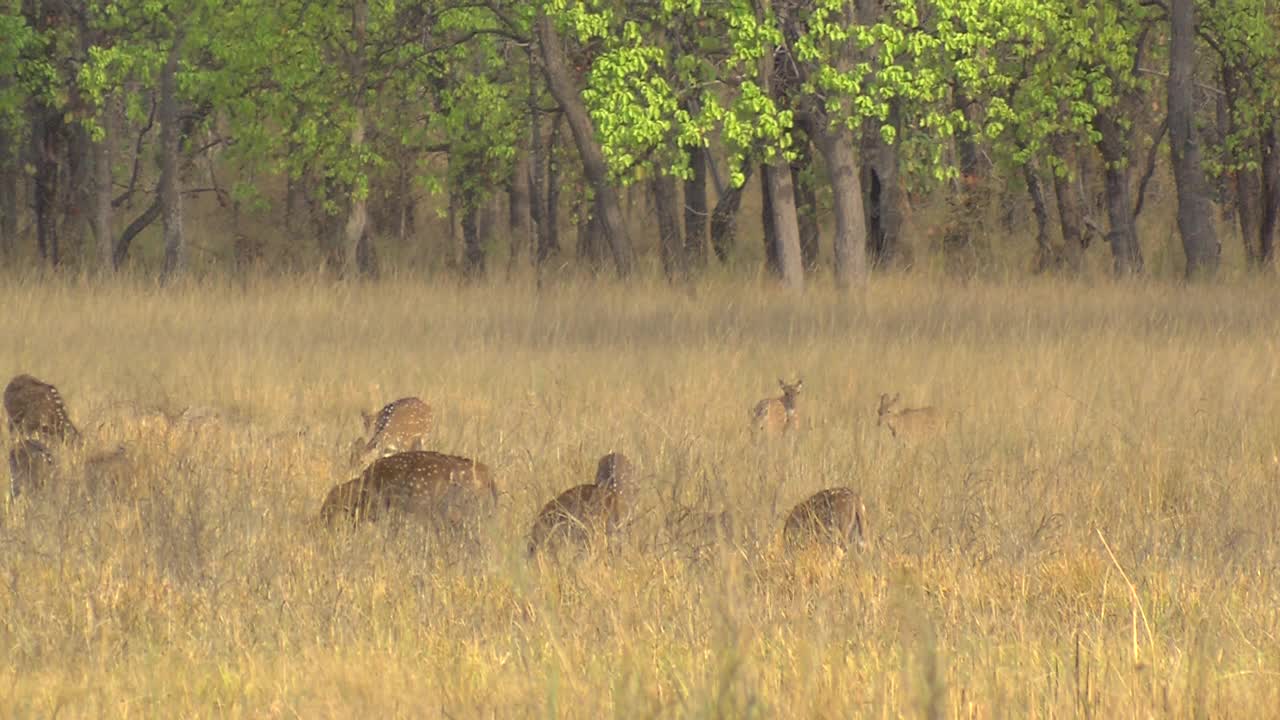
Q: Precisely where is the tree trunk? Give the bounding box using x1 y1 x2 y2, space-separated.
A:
790 137 820 272
544 113 563 263
652 173 682 281
462 202 484 277
535 14 633 277
1261 125 1279 265
1024 164 1055 273
1095 110 1143 275
341 113 369 278
684 142 708 271
0 129 16 261
32 107 62 266
861 104 906 268
508 153 532 274
1221 63 1261 267
813 121 868 288
91 96 114 273
1168 0 1220 280
159 42 185 281
761 164 779 275
1050 138 1085 273
763 161 805 290
710 161 751 262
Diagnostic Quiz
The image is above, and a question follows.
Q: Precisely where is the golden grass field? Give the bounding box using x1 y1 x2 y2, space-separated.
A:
2 272 1279 718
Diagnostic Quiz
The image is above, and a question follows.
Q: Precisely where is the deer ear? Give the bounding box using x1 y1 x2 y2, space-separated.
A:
778 378 786 389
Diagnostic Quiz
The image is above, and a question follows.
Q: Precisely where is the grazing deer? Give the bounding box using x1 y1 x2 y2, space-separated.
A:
877 392 945 443
4 374 81 445
783 487 868 551
527 452 636 557
9 438 56 498
321 450 495 528
752 379 803 435
350 397 434 467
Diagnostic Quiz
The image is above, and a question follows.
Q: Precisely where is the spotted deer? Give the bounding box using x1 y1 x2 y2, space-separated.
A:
876 392 945 444
783 487 868 551
4 374 81 445
527 452 636 557
321 450 496 528
9 438 56 498
350 397 434 467
752 379 803 435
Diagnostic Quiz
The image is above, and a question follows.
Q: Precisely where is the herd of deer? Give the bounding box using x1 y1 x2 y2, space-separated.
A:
4 373 949 558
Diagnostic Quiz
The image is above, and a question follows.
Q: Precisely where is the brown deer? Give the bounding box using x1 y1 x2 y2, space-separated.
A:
751 379 803 435
783 487 868 551
321 450 495 528
527 452 636 557
876 392 945 444
9 438 56 498
350 396 434 467
4 374 81 445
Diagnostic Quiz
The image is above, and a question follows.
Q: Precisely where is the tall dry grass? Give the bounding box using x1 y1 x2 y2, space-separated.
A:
1 273 1279 717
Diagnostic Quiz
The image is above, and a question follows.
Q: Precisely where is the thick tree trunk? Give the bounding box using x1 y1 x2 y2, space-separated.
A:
1095 110 1143 275
652 173 682 281
91 99 113 273
32 108 62 266
763 161 805 290
544 113 563 263
761 164 779 275
1168 0 1220 279
1024 164 1055 273
684 143 708 271
536 15 633 277
159 42 185 281
861 104 906 268
1261 125 1279 265
814 123 868 288
710 161 751 262
1050 137 1086 273
462 202 484 277
1221 63 1261 267
0 131 16 261
341 113 369 277
790 137 820 272
508 153 532 273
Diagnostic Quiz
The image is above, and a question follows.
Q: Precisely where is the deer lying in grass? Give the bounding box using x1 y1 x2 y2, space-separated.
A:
322 450 495 529
783 487 868 552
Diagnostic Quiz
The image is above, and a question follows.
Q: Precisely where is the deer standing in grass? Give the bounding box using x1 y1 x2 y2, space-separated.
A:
349 396 434 467
527 452 636 557
4 374 81 445
752 379 803 435
783 487 868 551
877 392 945 443
321 450 496 528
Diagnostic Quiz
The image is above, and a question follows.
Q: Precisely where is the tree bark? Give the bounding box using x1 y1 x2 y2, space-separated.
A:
710 161 751 263
535 14 633 277
1024 164 1055 273
684 142 708 271
1261 125 1279 265
652 173 682 281
544 112 563 263
761 164 779 275
1168 0 1220 279
0 127 16 261
813 121 868 288
32 105 62 266
861 104 906 268
159 41 185 281
790 135 820 272
92 96 114 273
1050 137 1085 273
507 153 532 273
338 0 369 279
462 202 484 276
1094 110 1143 275
763 161 805 290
